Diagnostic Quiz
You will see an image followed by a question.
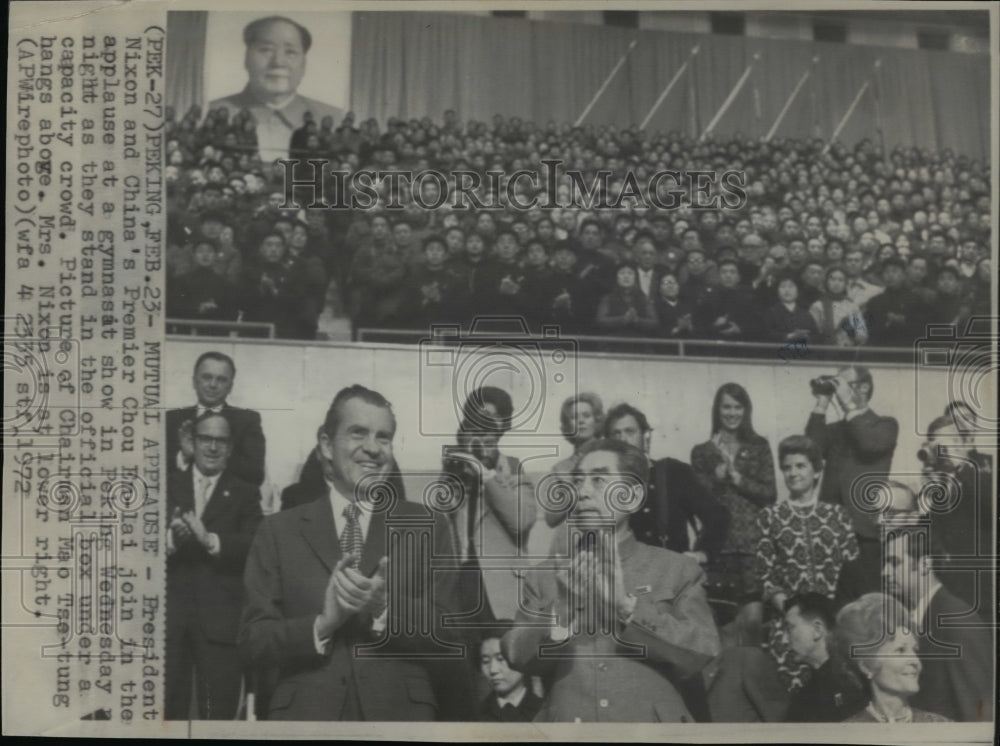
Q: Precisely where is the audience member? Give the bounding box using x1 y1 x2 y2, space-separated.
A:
763 275 819 344
810 266 869 347
836 593 949 723
595 264 659 336
165 412 264 720
544 393 604 528
882 527 994 722
476 626 543 722
167 351 267 486
503 439 721 722
691 384 776 606
604 403 728 563
756 436 859 692
164 108 987 347
783 593 866 722
806 365 898 585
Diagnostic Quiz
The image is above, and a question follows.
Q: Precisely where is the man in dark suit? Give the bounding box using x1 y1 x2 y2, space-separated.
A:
165 412 264 720
604 403 727 564
806 366 898 592
503 439 720 722
238 385 461 721
783 593 866 722
920 415 995 615
167 351 266 486
865 258 926 347
883 528 994 722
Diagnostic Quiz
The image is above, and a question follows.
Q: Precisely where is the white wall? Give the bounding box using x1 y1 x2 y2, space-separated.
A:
165 338 977 509
203 10 352 113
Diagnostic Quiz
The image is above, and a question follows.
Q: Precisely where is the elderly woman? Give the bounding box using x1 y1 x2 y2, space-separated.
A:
835 593 949 722
543 392 604 528
756 436 859 691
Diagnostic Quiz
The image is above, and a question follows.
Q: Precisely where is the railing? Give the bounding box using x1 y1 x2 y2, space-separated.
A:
165 319 276 339
356 327 919 365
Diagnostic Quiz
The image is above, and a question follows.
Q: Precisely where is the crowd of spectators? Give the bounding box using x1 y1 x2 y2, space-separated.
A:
165 104 992 346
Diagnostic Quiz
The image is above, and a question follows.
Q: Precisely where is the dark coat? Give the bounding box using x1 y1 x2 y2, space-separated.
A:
238 496 460 721
911 586 994 722
785 659 866 722
167 468 263 644
167 404 267 486
478 691 544 722
168 267 239 321
631 457 728 561
806 410 898 539
704 646 789 722
763 302 819 344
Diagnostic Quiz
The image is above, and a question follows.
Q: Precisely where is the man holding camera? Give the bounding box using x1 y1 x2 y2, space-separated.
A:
805 366 898 594
920 414 994 615
444 387 537 624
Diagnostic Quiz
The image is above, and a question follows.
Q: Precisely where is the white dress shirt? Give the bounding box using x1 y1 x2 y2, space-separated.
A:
495 683 528 709
313 480 386 653
637 267 655 298
191 465 222 556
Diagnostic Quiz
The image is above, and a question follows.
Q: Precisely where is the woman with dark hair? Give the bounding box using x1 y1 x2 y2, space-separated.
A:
763 275 819 344
836 593 949 722
595 264 658 336
809 266 869 347
654 272 698 338
691 383 776 604
543 392 604 528
756 435 860 692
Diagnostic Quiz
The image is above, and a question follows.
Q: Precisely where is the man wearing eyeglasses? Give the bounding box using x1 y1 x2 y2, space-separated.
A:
167 351 266 486
165 412 264 720
806 366 899 600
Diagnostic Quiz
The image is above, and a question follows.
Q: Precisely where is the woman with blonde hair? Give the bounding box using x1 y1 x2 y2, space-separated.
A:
834 593 949 722
542 392 604 528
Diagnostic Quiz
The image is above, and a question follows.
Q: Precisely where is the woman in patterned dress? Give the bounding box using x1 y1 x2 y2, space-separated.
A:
691 383 776 609
757 435 859 692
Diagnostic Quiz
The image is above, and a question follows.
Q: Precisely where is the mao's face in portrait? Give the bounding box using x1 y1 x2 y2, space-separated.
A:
245 20 306 102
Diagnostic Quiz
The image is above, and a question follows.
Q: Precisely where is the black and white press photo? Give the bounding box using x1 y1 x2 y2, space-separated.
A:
2 0 996 740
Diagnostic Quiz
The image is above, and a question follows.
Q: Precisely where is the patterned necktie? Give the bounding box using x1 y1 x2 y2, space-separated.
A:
340 503 363 569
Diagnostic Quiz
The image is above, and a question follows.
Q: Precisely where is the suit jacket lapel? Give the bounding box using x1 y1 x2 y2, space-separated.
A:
172 469 197 514
200 471 231 526
300 493 341 572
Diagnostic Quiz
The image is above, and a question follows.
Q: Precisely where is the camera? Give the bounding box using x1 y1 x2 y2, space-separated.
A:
810 375 838 397
418 316 578 437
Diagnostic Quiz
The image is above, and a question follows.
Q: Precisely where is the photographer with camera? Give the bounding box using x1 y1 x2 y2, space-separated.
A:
919 413 994 614
805 366 898 595
444 387 537 624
